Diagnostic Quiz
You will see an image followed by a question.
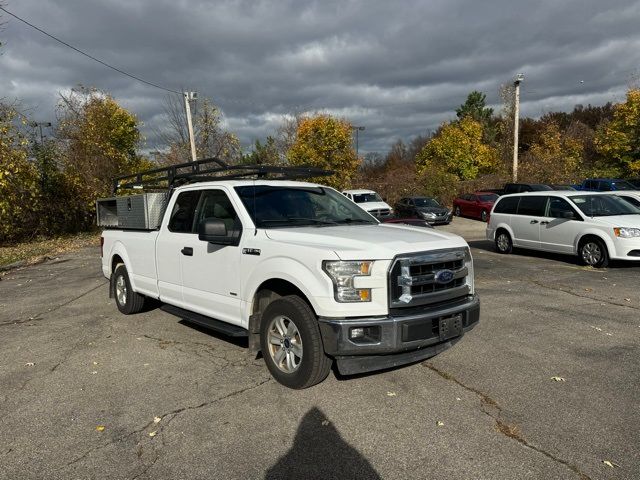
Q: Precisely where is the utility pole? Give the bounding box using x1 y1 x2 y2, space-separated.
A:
183 91 198 162
512 73 524 182
351 126 365 158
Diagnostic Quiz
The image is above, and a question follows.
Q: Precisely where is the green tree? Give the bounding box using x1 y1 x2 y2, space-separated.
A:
456 91 494 124
287 114 360 189
594 88 640 175
244 136 281 165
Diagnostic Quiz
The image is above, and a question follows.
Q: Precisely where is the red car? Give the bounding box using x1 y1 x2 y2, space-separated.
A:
453 191 499 222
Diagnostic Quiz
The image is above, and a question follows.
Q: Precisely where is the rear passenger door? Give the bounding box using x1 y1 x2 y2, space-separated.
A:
538 197 582 254
510 196 547 249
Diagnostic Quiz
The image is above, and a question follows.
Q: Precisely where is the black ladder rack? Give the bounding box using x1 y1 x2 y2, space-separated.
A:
113 157 333 193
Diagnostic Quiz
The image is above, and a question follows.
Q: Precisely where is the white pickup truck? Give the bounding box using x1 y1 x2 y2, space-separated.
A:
100 165 479 389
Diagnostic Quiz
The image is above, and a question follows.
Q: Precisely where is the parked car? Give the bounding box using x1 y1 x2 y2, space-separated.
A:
611 191 640 209
342 189 393 219
627 178 640 188
453 192 499 222
578 178 636 191
486 191 640 267
395 196 452 225
503 183 553 194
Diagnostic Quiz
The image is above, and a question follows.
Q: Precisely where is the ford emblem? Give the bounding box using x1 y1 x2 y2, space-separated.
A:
434 269 455 284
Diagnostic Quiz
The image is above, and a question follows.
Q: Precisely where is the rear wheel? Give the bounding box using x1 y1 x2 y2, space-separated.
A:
113 264 146 314
579 237 609 268
495 230 513 254
260 295 331 389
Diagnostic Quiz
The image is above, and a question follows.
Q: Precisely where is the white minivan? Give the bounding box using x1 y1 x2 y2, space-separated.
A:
486 191 640 267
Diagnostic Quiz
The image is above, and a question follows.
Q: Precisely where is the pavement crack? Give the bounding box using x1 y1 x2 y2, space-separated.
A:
528 279 639 311
424 363 592 480
0 281 108 326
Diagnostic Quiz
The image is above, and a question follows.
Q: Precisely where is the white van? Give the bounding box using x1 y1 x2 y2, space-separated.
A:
486 191 640 267
342 189 394 219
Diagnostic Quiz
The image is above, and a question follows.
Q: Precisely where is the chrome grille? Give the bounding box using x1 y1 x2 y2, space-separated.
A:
389 248 470 309
370 208 391 217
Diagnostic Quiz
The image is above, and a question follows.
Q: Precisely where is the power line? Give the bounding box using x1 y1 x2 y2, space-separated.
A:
0 6 182 95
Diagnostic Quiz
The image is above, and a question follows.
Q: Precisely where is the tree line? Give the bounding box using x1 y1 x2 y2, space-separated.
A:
1 84 639 245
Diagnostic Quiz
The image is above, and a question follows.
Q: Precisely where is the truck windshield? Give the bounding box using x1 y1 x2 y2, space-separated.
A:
352 193 383 203
235 185 379 228
570 195 640 217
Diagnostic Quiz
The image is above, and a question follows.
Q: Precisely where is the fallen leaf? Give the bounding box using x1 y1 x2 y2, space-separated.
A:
153 416 161 424
25 362 35 367
602 460 620 468
91 371 98 375
321 420 329 426
92 361 99 366
605 332 613 336
386 391 397 397
584 288 593 292
436 421 444 426
96 425 105 432
455 397 461 401
149 431 157 437
551 376 566 382
624 298 631 302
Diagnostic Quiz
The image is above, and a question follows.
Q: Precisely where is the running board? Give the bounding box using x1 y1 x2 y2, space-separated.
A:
160 304 248 338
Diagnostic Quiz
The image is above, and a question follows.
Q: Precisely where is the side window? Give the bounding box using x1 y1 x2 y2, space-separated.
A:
619 195 640 208
547 197 577 218
470 195 478 202
517 196 547 216
168 190 201 233
493 196 519 214
195 190 240 232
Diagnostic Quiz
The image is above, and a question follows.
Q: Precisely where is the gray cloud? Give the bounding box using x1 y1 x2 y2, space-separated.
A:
2 0 639 155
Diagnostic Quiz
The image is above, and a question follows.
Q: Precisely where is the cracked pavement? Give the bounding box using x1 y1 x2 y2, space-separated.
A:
1 219 639 479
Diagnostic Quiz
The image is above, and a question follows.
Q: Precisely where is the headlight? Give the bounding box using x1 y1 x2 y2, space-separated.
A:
323 260 373 302
614 227 640 238
421 212 436 219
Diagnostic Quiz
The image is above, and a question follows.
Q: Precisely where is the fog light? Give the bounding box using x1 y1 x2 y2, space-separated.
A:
350 327 365 339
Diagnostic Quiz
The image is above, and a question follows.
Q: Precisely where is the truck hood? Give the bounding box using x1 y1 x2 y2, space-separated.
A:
357 201 392 211
264 224 468 260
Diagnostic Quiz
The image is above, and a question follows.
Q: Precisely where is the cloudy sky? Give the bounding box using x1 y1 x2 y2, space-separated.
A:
2 0 640 154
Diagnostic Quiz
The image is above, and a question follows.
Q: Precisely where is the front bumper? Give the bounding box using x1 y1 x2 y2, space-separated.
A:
423 214 452 225
318 294 480 375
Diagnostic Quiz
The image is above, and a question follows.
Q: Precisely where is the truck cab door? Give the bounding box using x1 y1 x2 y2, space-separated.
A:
180 188 244 326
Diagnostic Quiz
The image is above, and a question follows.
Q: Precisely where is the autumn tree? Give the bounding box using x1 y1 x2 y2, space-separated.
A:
594 88 640 175
287 114 360 189
518 121 583 183
0 103 41 243
57 86 146 198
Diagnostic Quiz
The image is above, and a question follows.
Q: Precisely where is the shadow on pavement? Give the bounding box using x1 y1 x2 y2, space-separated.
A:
265 407 381 480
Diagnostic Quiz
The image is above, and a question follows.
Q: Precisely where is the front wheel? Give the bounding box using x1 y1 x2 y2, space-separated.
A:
113 264 146 314
454 206 461 217
495 230 513 254
481 209 488 222
260 295 332 389
579 238 609 268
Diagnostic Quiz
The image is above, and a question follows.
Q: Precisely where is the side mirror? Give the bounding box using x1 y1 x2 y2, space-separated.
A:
198 218 241 246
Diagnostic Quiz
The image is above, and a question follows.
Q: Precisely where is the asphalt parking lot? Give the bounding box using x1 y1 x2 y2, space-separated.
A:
1 217 638 480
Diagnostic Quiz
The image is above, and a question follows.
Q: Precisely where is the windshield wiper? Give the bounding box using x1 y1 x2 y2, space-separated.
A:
337 218 376 224
286 217 338 225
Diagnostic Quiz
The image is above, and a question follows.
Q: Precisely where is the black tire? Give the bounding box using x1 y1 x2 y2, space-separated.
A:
495 230 513 254
578 237 609 268
454 206 461 217
113 264 146 314
260 295 331 389
481 209 488 222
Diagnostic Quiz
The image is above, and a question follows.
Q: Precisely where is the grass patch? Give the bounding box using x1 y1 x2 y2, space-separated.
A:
0 231 100 268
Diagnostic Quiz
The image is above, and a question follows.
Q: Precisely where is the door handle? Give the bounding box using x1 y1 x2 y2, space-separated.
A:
530 219 539 224
181 247 193 256
540 221 549 225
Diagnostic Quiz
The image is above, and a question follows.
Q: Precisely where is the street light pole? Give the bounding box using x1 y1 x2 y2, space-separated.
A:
351 126 365 158
512 73 524 182
183 91 198 162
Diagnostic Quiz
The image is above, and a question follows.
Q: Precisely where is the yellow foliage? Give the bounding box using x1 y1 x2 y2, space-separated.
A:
594 88 640 174
287 114 360 189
